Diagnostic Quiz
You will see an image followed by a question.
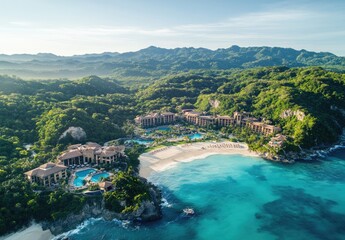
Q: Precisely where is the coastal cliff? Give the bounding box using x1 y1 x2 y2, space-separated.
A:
43 186 162 235
261 129 345 163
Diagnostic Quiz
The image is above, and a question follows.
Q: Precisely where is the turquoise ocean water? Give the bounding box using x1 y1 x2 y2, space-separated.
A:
56 149 345 240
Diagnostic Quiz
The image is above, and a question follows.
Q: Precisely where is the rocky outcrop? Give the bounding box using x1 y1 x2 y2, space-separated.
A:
280 109 305 121
42 198 108 235
260 152 295 164
43 186 162 235
209 99 220 109
261 129 345 163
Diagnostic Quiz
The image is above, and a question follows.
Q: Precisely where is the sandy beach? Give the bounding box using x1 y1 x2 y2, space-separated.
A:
2 142 256 240
1 223 53 240
139 141 259 178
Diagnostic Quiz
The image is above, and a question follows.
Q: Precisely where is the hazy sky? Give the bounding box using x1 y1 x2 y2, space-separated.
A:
1 0 344 56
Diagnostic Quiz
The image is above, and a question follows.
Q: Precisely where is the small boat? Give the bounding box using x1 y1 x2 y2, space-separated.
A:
183 208 195 215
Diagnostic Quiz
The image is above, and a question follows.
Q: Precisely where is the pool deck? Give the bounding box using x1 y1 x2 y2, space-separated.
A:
68 167 113 191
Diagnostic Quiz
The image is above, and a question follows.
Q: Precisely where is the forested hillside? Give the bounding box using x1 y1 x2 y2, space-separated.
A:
1 66 345 234
0 74 136 234
0 75 135 154
0 46 344 80
1 66 345 152
137 67 345 148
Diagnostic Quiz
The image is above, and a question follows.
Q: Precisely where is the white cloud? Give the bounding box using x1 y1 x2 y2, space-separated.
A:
31 9 313 40
0 8 344 55
175 9 312 32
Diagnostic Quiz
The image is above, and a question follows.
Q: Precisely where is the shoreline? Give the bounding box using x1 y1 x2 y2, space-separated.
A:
0 223 53 240
4 141 257 240
139 141 260 178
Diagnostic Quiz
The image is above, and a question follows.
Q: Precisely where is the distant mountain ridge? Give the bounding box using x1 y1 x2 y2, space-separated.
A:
0 46 344 79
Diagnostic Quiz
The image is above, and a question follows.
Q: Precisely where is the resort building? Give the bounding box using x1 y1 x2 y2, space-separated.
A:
183 110 281 135
24 162 67 187
268 134 287 148
217 116 235 127
198 116 217 127
233 111 251 125
57 142 125 166
184 111 231 127
239 116 281 136
184 111 202 125
135 112 175 128
246 121 281 135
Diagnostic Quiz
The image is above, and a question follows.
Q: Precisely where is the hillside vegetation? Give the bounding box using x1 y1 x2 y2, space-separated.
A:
137 67 345 148
1 66 345 151
0 66 345 234
0 75 136 234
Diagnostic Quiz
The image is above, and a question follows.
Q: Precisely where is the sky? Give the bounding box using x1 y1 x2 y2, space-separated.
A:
0 0 344 56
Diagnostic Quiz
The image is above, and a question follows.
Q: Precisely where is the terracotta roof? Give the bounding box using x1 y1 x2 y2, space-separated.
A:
99 181 113 189
68 144 82 150
199 116 215 120
273 134 287 140
252 122 265 126
185 111 201 116
85 142 101 148
106 146 116 151
100 150 116 157
161 112 174 115
114 145 125 152
217 116 233 120
25 162 67 178
142 115 156 119
58 149 83 160
98 145 125 157
40 163 56 169
243 117 258 122
58 143 125 161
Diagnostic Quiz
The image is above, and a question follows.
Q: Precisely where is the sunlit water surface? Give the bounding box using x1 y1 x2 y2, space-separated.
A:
56 149 345 240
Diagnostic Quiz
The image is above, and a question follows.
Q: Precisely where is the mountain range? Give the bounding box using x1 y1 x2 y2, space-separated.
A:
0 46 344 79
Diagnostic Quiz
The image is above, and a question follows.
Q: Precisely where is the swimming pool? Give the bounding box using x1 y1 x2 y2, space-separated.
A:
73 168 96 187
91 172 110 183
125 139 154 145
189 133 203 140
146 126 171 133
